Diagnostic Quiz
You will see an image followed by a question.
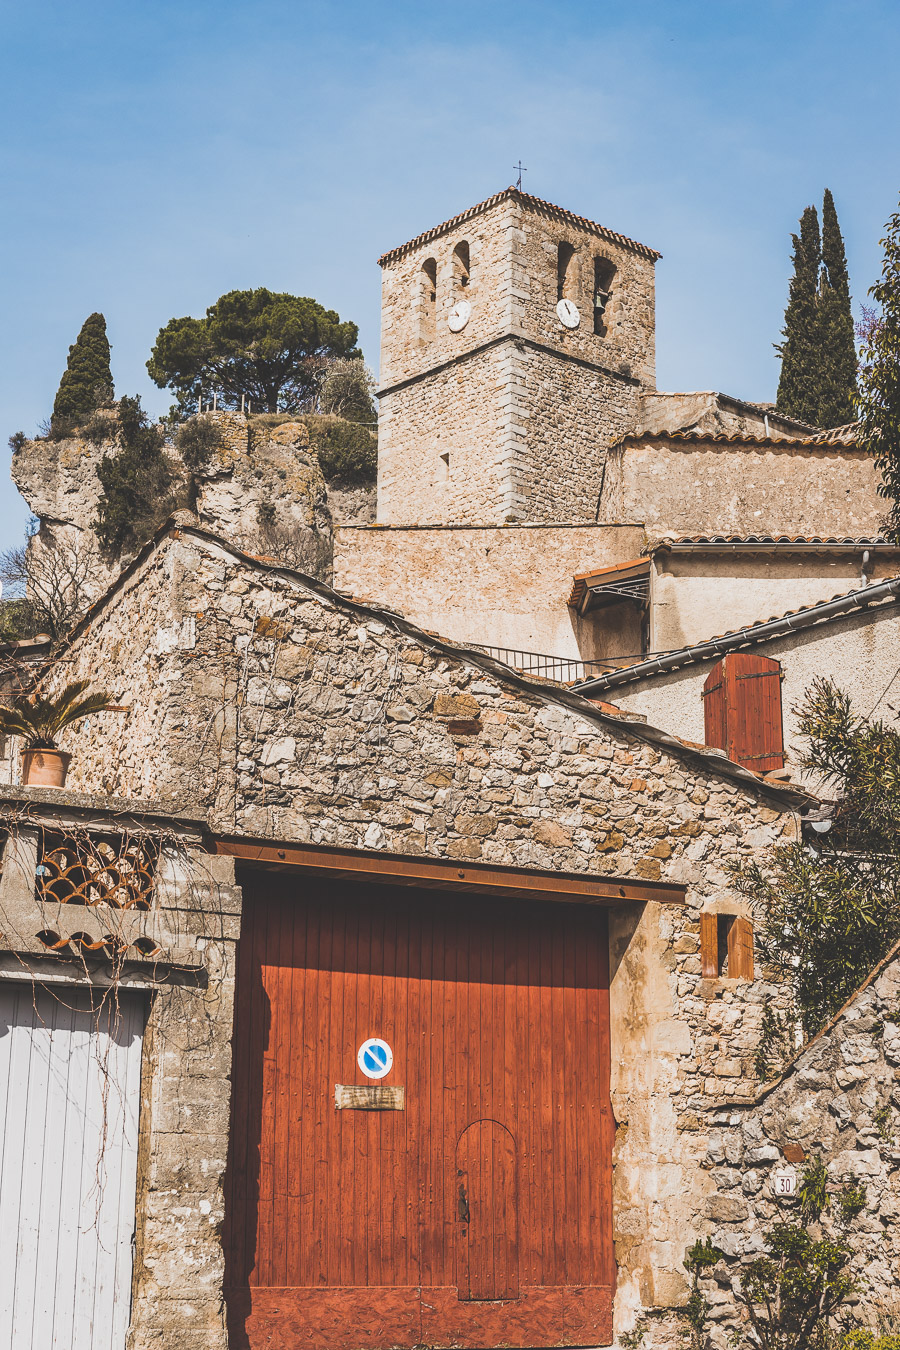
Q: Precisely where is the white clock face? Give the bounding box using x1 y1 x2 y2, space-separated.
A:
557 298 581 329
448 300 471 332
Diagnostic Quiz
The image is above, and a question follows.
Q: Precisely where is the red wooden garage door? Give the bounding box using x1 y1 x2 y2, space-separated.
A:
224 878 615 1349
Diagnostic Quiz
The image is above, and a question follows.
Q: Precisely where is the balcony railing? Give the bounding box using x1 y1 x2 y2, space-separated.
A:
474 646 631 684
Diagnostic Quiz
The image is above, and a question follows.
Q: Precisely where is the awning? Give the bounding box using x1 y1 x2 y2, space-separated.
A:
568 558 650 616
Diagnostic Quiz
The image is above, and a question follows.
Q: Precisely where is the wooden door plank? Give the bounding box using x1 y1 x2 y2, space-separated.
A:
257 899 279 1287
226 881 615 1348
271 900 293 1290
563 920 579 1282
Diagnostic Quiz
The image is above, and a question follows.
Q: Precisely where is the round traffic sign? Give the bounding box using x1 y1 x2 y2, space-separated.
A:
357 1037 393 1080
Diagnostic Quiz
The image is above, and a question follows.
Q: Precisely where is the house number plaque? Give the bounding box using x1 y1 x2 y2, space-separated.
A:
772 1168 797 1196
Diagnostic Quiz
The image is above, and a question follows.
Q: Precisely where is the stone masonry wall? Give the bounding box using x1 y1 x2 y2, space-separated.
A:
517 343 643 522
377 344 512 524
680 948 900 1350
599 436 883 537
377 338 644 525
0 793 241 1350
48 526 809 1332
379 191 656 388
334 521 646 658
377 190 656 525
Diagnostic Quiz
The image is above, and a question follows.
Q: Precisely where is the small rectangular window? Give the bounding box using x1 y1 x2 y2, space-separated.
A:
700 912 754 980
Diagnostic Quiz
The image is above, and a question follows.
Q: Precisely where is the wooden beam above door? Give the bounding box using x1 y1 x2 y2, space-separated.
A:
210 835 685 906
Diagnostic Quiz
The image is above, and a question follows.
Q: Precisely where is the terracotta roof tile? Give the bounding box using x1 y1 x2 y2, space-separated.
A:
377 187 661 266
654 534 894 550
568 558 649 608
616 424 860 450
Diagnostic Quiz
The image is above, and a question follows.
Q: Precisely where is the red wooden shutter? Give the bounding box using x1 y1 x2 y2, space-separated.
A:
699 913 718 978
702 654 784 772
727 916 754 981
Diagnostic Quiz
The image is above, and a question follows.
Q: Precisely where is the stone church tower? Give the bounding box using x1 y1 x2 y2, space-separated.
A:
376 187 659 525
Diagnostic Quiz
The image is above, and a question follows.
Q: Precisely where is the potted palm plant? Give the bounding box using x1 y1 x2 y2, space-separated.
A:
0 680 115 788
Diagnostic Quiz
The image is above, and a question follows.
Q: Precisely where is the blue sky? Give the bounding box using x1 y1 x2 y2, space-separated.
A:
2 0 899 546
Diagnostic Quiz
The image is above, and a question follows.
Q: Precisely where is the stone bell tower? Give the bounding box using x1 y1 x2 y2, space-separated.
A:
375 187 659 526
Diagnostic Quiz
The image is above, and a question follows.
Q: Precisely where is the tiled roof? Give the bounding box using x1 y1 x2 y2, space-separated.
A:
377 187 662 266
696 582 899 644
653 534 895 551
616 424 860 450
568 558 649 609
575 574 900 695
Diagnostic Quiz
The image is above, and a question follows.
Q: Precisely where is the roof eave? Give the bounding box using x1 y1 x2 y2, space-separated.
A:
378 187 661 266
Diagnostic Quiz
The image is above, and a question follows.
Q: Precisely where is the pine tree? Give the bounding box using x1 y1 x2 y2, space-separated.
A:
776 207 822 425
817 189 857 427
857 193 900 541
52 313 114 427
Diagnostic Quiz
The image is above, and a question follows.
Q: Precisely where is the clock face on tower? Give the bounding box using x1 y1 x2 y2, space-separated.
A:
448 300 471 332
556 298 581 329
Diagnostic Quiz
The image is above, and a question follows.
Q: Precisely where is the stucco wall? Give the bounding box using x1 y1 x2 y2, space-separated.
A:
600 437 882 537
334 522 646 659
650 553 900 651
47 527 808 1334
604 602 900 787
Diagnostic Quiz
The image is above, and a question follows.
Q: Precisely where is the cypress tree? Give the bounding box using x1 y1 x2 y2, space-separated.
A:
776 207 822 425
817 188 858 427
52 312 114 427
857 194 900 542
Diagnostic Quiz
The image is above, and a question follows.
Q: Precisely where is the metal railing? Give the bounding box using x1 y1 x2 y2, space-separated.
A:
474 646 630 684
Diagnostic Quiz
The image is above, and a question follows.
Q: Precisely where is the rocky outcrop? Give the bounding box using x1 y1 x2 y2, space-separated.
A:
10 408 339 591
192 413 333 576
11 416 113 534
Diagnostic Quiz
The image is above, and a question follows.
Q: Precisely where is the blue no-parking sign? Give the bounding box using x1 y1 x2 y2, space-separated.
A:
357 1037 393 1080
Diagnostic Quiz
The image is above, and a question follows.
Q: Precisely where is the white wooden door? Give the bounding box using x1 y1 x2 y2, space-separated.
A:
0 982 144 1349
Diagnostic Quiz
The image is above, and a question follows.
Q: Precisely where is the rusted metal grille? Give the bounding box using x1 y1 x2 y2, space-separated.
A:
36 831 158 910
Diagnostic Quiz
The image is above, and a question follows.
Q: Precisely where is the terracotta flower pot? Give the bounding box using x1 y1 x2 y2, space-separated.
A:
22 748 72 789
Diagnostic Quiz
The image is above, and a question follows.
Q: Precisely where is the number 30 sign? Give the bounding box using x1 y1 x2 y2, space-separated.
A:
772 1168 797 1196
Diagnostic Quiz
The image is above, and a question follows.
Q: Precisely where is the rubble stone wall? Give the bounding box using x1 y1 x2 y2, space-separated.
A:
681 949 900 1350
49 527 808 1330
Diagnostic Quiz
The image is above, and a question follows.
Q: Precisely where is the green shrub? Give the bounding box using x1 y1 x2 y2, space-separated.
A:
0 598 36 642
95 396 186 557
301 413 377 486
175 414 224 472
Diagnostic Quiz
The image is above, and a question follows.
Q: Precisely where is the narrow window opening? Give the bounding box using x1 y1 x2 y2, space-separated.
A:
700 912 754 980
593 257 617 336
420 257 437 342
716 914 733 975
557 242 576 302
453 241 470 289
438 451 450 483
